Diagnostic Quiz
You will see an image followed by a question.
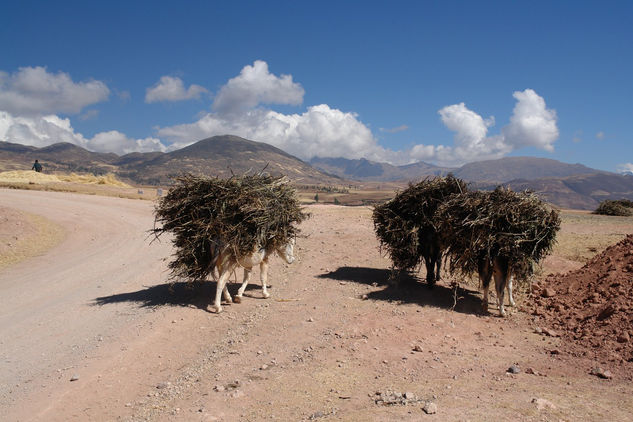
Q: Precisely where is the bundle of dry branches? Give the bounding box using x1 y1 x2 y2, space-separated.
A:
437 187 561 283
372 175 467 271
593 199 633 216
152 173 308 281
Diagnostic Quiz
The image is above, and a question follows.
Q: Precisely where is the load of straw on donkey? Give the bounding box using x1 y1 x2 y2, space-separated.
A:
152 173 308 313
373 175 560 316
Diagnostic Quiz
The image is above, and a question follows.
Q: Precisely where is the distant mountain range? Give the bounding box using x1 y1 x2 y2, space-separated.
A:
1 135 632 210
309 157 452 181
310 155 633 209
498 173 633 210
310 156 609 184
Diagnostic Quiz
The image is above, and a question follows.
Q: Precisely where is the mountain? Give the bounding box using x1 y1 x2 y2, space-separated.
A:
309 155 633 210
459 158 633 210
310 157 453 181
119 135 340 185
453 156 608 184
0 142 119 174
312 155 608 184
501 173 633 210
0 136 341 186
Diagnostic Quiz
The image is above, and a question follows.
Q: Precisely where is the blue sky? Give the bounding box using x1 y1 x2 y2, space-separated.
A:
1 1 631 172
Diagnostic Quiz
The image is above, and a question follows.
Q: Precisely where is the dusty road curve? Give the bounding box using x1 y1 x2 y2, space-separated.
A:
0 189 172 419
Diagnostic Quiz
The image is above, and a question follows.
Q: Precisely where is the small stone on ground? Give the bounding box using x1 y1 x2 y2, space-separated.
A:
423 401 437 414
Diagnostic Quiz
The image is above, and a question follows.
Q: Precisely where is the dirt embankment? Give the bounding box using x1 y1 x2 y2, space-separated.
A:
532 234 633 371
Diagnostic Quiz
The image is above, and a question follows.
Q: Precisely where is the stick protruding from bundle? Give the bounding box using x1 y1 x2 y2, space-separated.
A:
152 173 308 281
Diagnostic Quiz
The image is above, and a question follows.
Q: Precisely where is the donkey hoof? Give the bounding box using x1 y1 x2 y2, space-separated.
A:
233 295 242 304
211 305 223 313
262 292 270 299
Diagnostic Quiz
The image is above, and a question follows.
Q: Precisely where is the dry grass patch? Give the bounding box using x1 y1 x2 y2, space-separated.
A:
0 206 65 270
0 170 131 187
553 210 633 264
0 170 164 200
296 188 397 206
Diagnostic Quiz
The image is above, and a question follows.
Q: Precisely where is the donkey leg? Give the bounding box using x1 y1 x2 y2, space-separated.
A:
212 269 232 313
494 276 507 317
223 284 233 303
478 258 492 314
260 259 270 298
425 258 436 287
482 283 490 313
235 268 252 303
435 253 442 282
507 276 516 307
493 259 511 317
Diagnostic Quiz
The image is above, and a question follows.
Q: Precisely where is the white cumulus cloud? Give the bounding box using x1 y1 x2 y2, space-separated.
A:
0 111 166 155
212 60 304 115
617 163 633 174
1 62 560 167
87 130 166 154
439 103 496 149
501 89 558 151
145 76 208 103
407 89 558 167
157 64 558 167
0 66 109 115
158 104 393 161
156 60 408 162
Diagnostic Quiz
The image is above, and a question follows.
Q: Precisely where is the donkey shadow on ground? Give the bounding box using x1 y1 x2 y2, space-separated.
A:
93 279 267 313
318 266 484 316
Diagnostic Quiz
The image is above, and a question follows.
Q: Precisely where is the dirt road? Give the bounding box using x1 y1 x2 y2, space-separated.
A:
1 190 632 421
0 189 174 419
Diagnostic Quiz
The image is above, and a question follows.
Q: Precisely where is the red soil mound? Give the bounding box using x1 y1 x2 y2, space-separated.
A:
530 234 633 374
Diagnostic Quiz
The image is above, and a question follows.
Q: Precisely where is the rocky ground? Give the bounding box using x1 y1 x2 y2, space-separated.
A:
1 190 633 421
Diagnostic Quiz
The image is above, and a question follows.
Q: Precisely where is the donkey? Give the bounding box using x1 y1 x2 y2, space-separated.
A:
211 238 295 313
477 254 515 317
419 229 442 286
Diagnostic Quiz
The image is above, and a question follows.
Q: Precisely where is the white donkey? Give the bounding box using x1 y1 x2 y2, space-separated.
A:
211 238 295 313
477 254 515 317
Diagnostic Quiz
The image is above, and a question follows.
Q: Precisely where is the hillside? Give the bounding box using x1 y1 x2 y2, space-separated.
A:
454 156 607 184
311 155 633 210
118 135 341 185
312 155 608 184
503 173 633 210
0 142 119 174
0 136 341 186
